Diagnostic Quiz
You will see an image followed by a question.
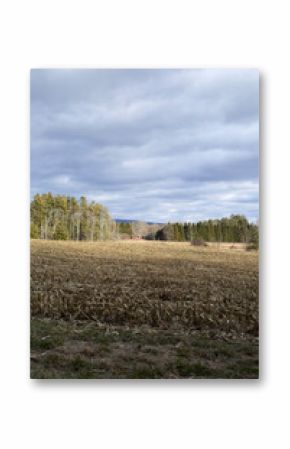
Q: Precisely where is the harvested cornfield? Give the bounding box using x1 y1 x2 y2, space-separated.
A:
31 240 259 378
31 240 258 335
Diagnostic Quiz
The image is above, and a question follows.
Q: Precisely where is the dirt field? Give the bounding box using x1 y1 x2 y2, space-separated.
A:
31 240 259 379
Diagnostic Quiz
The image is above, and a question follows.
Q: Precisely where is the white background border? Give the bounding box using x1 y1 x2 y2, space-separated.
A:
1 1 289 448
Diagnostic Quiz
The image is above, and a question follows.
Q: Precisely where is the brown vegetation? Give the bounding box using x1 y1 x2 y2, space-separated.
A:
31 240 258 334
30 240 259 378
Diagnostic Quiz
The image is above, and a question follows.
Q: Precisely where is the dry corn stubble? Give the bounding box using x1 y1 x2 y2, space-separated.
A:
31 240 259 336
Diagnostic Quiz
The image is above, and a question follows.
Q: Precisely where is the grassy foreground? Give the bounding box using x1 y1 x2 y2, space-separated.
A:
31 240 259 379
31 319 258 379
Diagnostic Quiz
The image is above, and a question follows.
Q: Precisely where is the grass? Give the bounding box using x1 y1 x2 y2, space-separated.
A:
31 318 258 379
30 240 259 379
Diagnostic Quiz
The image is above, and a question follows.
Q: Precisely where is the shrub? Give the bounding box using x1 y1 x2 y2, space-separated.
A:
191 238 207 246
247 243 258 251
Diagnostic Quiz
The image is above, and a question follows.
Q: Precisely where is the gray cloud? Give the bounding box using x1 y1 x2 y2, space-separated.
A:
31 69 259 222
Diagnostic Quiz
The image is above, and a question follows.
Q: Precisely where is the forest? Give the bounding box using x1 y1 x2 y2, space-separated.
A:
30 193 259 244
30 193 117 241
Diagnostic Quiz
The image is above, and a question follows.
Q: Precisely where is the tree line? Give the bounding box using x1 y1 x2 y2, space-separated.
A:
30 193 258 245
118 216 258 245
30 193 117 240
155 215 258 244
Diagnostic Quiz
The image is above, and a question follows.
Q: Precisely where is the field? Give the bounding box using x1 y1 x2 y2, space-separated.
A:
31 240 259 379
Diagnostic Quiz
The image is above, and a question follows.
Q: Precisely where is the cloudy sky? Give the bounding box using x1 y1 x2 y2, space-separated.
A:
31 69 259 223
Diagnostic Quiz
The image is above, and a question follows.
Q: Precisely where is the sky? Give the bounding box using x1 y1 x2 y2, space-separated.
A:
30 69 259 223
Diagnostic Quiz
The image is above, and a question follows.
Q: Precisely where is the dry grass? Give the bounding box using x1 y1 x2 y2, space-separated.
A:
31 240 258 335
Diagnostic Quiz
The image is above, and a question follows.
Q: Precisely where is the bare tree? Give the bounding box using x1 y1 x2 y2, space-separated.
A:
132 221 149 238
87 211 96 241
99 209 105 240
71 212 82 240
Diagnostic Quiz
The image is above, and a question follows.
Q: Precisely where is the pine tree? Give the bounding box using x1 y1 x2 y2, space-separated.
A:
53 222 68 240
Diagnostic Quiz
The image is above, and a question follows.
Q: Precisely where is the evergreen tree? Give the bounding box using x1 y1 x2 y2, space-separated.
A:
53 222 68 240
247 225 259 250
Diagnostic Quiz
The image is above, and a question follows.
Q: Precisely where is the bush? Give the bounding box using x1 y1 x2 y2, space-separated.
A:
191 238 207 246
144 233 155 240
246 243 258 251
